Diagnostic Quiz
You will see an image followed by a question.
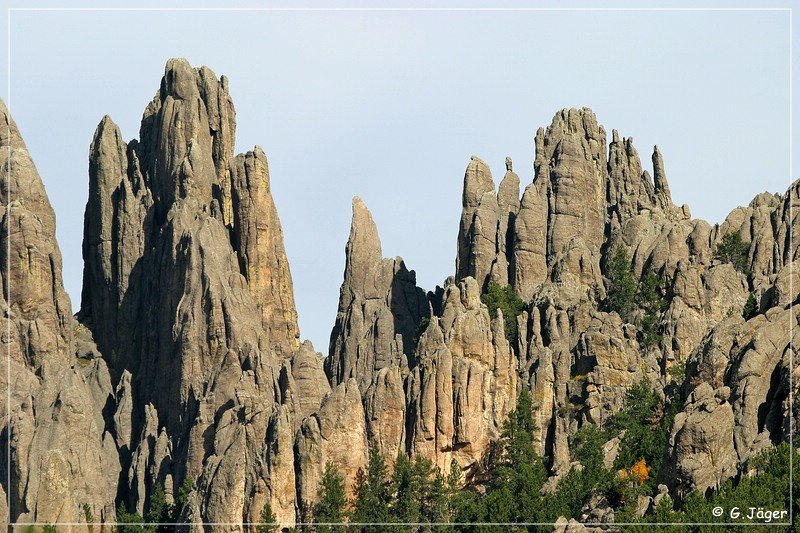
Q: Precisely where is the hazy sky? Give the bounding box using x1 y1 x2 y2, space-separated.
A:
1 1 794 355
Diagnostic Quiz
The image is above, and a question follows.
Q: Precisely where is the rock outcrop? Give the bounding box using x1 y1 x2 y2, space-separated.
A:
76 59 314 528
3 58 796 530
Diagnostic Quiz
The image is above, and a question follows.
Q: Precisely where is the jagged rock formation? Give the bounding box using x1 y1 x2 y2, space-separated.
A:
2 59 796 530
1 100 119 527
76 59 316 529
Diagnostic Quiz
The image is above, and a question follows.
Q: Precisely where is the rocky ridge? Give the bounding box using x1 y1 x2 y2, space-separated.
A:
0 61 796 530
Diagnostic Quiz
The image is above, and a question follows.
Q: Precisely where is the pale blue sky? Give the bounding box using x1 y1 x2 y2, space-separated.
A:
1 1 795 355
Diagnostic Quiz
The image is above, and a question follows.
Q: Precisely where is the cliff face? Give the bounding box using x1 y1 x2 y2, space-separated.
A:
1 60 797 529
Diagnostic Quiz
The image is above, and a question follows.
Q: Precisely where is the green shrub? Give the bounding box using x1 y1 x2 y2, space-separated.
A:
716 231 750 274
605 246 666 351
742 292 758 320
606 246 638 317
83 502 94 533
480 282 526 344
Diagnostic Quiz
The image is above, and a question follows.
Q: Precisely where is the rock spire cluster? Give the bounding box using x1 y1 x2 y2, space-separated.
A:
1 60 796 529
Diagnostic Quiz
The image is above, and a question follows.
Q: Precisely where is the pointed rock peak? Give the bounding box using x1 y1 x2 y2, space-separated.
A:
252 145 267 159
162 57 200 100
0 98 26 149
612 129 621 143
498 166 521 211
91 115 123 149
463 156 495 208
652 145 672 203
346 196 383 268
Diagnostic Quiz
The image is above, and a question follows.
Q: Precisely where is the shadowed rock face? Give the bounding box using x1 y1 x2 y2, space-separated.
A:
3 58 798 529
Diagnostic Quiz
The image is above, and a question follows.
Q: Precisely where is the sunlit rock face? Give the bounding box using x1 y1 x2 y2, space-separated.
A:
3 56 798 529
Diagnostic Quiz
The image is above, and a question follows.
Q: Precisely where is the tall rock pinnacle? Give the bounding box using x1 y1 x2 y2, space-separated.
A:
1 100 119 525
78 58 302 524
5 57 798 529
327 197 427 391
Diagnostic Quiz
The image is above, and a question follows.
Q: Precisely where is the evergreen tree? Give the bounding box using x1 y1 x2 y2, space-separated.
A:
606 246 638 318
352 446 392 530
742 292 758 320
314 461 348 532
485 389 547 524
171 475 194 522
636 270 665 349
716 231 750 274
481 282 526 343
256 500 278 533
145 483 170 531
115 502 147 533
425 467 451 527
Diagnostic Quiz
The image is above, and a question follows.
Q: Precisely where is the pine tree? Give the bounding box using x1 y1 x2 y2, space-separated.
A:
314 461 348 532
391 453 421 525
606 246 638 319
485 389 547 523
636 270 665 349
115 502 147 532
146 483 170 531
352 446 392 530
716 231 750 274
743 292 758 319
256 500 278 533
171 475 194 522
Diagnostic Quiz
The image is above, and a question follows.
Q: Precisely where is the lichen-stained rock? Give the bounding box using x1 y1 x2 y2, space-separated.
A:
537 108 607 258
327 197 427 391
1 98 119 527
606 130 649 222
489 157 521 286
663 383 738 496
80 115 152 374
661 263 749 364
774 179 800 265
364 364 407 464
265 405 298 529
196 389 273 530
513 178 549 300
684 315 745 393
295 379 368 522
575 312 652 427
